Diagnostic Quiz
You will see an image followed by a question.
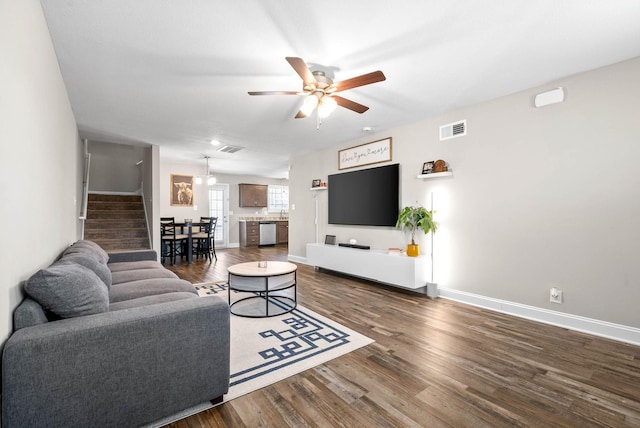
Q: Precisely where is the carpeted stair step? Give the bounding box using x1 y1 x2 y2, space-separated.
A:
95 238 151 252
84 193 150 251
88 194 143 203
88 201 144 211
84 228 148 239
87 210 146 220
85 218 147 229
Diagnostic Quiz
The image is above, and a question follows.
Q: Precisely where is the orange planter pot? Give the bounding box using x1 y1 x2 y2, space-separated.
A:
406 244 420 257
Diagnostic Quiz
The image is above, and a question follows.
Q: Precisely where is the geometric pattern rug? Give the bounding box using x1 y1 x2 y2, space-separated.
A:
149 282 373 426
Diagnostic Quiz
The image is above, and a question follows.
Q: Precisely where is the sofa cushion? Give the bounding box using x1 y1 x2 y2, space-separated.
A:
107 260 165 272
111 268 177 285
62 240 109 265
109 278 196 303
108 291 198 311
25 263 109 318
58 252 113 288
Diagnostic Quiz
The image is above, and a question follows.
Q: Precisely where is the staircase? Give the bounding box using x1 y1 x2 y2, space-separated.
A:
84 194 150 251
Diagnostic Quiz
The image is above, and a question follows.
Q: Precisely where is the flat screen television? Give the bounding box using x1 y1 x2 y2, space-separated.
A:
328 163 399 226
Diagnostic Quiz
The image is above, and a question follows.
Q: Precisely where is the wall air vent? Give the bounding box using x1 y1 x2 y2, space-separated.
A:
439 120 467 141
217 145 244 154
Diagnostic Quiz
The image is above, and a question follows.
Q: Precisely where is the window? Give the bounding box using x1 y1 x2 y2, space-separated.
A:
268 185 289 213
208 186 225 241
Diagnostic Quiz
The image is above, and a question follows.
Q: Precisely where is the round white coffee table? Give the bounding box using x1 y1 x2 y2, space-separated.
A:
227 261 297 317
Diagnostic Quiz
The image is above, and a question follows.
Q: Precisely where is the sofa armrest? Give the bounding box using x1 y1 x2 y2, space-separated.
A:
107 249 157 263
2 296 230 428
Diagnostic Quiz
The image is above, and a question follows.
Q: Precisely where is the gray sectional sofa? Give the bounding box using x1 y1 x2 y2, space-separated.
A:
2 240 230 428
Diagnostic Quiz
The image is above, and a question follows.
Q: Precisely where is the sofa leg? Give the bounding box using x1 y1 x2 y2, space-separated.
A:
210 395 224 405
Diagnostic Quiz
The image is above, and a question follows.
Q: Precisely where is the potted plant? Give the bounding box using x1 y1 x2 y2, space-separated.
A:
396 205 437 257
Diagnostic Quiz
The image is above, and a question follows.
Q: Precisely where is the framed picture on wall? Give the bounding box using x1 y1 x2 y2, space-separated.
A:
170 174 194 206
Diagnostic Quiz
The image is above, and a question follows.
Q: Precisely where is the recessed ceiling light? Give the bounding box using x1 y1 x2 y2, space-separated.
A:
362 126 372 132
210 139 221 146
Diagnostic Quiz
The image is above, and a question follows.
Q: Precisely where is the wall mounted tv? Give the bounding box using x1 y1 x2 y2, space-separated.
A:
328 163 399 227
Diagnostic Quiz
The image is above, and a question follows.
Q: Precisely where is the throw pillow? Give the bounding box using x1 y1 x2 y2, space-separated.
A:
25 263 109 319
62 240 109 264
58 252 113 288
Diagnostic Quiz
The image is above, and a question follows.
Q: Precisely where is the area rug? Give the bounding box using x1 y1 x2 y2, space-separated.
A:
150 282 373 426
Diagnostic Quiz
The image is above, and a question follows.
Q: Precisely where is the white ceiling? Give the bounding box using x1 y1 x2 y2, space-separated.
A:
40 1 640 179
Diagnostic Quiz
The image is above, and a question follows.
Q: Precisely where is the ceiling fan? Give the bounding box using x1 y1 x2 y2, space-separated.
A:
248 57 386 120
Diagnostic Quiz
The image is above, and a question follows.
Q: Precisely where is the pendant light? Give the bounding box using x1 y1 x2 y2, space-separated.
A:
196 156 216 185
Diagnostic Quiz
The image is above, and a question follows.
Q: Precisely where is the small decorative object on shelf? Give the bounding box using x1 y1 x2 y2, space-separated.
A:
433 159 448 173
387 247 406 256
422 161 434 174
311 179 321 188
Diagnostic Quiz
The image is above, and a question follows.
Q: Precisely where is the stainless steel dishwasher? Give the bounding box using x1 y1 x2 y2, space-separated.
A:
259 221 276 246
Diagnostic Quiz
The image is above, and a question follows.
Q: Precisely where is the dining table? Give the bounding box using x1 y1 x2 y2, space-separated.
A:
174 221 206 264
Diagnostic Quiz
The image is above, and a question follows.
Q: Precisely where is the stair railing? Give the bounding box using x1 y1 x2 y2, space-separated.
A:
79 139 91 239
139 181 152 249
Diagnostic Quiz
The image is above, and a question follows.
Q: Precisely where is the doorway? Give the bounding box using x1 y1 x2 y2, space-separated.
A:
209 184 229 248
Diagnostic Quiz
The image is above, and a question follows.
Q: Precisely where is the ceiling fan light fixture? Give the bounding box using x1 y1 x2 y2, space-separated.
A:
318 96 337 119
195 176 203 185
299 94 319 117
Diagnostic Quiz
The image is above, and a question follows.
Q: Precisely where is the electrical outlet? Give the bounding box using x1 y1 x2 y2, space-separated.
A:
550 287 563 304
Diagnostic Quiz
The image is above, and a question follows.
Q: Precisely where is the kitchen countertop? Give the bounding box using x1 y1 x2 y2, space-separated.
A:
238 216 288 221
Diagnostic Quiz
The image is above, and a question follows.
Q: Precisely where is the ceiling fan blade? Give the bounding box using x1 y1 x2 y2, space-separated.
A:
248 91 300 96
334 70 386 92
333 95 369 114
294 110 308 119
286 57 316 86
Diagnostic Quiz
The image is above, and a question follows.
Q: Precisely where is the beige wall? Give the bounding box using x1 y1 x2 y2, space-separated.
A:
290 57 640 329
87 140 150 193
0 0 81 345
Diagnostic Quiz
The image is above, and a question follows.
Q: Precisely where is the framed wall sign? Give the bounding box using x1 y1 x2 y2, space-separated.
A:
170 174 194 206
338 137 392 170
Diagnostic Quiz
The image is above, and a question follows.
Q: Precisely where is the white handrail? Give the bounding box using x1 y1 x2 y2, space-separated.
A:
79 139 91 239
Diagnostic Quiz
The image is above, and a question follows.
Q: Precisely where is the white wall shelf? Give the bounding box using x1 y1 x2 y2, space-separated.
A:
310 187 328 191
417 171 453 179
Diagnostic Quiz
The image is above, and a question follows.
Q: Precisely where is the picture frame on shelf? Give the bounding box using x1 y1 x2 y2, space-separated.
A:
311 179 322 188
422 161 434 174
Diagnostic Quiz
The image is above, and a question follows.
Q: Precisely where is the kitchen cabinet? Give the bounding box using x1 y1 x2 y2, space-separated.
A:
239 184 268 207
276 221 288 244
239 221 260 247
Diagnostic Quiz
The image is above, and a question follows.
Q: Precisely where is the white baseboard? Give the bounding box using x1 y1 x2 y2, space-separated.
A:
439 287 640 346
297 254 640 345
288 254 307 264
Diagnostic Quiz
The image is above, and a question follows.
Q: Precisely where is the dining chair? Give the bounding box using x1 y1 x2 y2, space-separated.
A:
192 217 217 261
160 217 187 264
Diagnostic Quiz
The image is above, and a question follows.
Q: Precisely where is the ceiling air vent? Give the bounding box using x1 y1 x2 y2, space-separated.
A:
439 120 467 141
217 145 244 154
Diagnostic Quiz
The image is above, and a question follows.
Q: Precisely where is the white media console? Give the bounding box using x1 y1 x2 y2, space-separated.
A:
306 243 431 290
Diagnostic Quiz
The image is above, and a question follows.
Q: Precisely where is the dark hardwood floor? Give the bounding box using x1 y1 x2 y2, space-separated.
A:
164 245 640 427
